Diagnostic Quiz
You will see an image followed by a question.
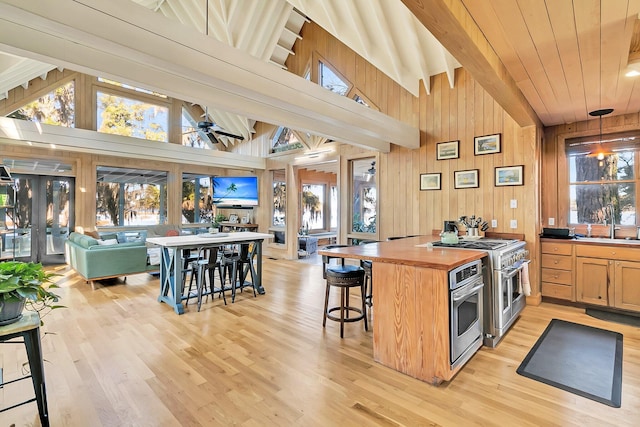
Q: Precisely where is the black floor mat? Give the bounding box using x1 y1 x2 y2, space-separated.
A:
517 319 623 407
586 308 640 327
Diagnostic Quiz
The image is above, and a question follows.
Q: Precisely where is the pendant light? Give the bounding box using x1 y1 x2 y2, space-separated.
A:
587 108 614 160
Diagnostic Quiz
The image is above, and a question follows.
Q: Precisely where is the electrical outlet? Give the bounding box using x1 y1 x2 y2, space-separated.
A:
549 217 555 226
491 219 498 228
510 199 517 208
510 219 518 229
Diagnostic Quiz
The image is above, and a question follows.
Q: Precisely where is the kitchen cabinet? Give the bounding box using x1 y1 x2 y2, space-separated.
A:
540 241 574 301
576 257 610 306
576 244 640 312
614 261 640 311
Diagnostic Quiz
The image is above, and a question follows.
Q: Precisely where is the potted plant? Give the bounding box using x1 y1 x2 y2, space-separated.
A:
0 261 63 326
212 212 227 231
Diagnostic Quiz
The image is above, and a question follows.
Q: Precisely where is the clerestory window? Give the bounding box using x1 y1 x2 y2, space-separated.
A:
7 80 75 127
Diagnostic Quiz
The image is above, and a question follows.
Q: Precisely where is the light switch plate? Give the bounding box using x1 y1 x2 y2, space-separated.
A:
510 219 518 229
549 217 555 226
491 219 498 228
510 199 517 208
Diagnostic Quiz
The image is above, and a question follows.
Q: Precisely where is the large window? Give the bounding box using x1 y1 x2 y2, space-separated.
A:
96 166 167 226
350 158 377 235
96 91 168 142
181 173 214 224
302 184 325 231
567 132 638 226
7 81 75 127
272 170 286 227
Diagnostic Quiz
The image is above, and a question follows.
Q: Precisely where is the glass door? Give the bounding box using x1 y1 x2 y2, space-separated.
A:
12 175 74 264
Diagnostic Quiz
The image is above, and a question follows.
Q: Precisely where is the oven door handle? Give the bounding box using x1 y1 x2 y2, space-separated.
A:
452 284 484 302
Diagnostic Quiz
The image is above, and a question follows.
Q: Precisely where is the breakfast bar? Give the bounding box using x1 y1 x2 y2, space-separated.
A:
320 236 486 384
147 231 273 314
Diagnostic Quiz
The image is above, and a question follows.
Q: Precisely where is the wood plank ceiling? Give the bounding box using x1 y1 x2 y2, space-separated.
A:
1 0 640 139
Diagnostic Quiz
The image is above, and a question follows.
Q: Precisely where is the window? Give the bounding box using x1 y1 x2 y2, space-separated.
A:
7 81 75 127
181 107 213 149
566 132 638 226
350 158 377 234
319 60 351 96
330 185 338 229
96 166 167 226
302 184 325 231
96 91 168 142
272 170 286 227
271 126 303 153
182 174 214 224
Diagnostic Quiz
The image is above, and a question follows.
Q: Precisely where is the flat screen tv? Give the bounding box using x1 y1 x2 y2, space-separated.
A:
213 176 259 207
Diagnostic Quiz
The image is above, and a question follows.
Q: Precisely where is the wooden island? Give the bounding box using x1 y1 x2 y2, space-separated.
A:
319 236 486 385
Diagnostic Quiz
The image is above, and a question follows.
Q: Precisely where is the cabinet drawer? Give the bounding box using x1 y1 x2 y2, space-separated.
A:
541 254 572 270
576 245 640 262
541 242 573 256
541 268 572 285
542 282 573 300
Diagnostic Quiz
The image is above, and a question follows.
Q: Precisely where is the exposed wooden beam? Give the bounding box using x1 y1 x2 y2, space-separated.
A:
401 0 541 128
0 117 265 170
0 0 419 152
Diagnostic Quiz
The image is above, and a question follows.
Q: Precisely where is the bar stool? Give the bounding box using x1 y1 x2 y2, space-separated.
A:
321 244 350 279
360 260 373 307
0 312 49 427
323 265 368 338
185 247 226 311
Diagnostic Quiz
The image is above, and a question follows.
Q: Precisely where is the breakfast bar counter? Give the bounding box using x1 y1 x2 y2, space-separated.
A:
319 236 487 385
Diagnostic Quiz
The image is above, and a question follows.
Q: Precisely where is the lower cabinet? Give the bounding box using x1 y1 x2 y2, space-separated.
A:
614 261 640 311
576 257 610 306
576 256 640 311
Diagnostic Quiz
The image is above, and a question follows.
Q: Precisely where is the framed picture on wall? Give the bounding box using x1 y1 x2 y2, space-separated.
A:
454 169 479 189
474 133 501 155
420 173 441 190
495 165 524 186
436 140 459 160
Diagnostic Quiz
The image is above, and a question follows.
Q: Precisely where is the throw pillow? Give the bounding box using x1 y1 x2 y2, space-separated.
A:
97 238 118 246
84 230 100 239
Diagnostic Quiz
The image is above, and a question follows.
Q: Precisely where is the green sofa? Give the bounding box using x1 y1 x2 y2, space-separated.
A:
65 232 151 282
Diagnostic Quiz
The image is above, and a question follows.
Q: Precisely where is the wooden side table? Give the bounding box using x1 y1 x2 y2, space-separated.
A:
0 311 49 427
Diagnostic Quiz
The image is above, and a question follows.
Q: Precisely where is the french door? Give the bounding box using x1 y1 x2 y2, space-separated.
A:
11 175 74 264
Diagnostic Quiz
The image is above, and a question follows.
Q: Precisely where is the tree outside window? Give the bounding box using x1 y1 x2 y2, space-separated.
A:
568 147 635 226
351 158 377 234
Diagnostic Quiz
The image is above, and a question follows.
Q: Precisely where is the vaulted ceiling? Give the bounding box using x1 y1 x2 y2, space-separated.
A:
1 0 640 149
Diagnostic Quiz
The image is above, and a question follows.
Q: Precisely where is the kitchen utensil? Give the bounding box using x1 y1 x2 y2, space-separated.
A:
481 222 489 232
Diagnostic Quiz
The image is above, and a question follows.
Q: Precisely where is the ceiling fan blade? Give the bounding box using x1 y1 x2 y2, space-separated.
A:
213 130 245 140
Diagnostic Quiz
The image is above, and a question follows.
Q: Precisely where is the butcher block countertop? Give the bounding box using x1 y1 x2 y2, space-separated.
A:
318 236 486 270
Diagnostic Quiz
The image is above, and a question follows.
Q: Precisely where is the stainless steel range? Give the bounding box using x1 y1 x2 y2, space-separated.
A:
432 238 530 347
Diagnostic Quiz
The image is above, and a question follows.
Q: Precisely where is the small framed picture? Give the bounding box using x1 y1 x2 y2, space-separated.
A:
474 133 501 155
229 214 239 223
495 165 524 186
420 173 441 190
454 169 479 189
436 140 459 160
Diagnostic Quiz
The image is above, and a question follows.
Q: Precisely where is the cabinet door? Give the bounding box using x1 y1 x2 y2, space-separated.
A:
576 257 610 306
614 261 640 312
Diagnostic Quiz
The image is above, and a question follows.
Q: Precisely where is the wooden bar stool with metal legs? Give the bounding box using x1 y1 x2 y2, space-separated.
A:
323 265 368 338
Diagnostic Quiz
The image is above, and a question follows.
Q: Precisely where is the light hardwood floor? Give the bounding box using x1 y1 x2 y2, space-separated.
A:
1 258 639 426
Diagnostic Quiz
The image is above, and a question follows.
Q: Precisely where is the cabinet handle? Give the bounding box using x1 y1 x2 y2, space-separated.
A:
553 260 559 264
553 247 558 251
612 251 616 255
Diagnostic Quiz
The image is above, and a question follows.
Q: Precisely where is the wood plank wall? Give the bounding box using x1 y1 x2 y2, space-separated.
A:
285 22 541 297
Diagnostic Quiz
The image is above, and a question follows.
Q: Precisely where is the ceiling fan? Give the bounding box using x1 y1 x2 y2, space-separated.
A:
193 119 245 142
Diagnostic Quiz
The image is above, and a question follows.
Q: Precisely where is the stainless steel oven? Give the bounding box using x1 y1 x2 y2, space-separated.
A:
491 250 530 345
449 259 484 368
